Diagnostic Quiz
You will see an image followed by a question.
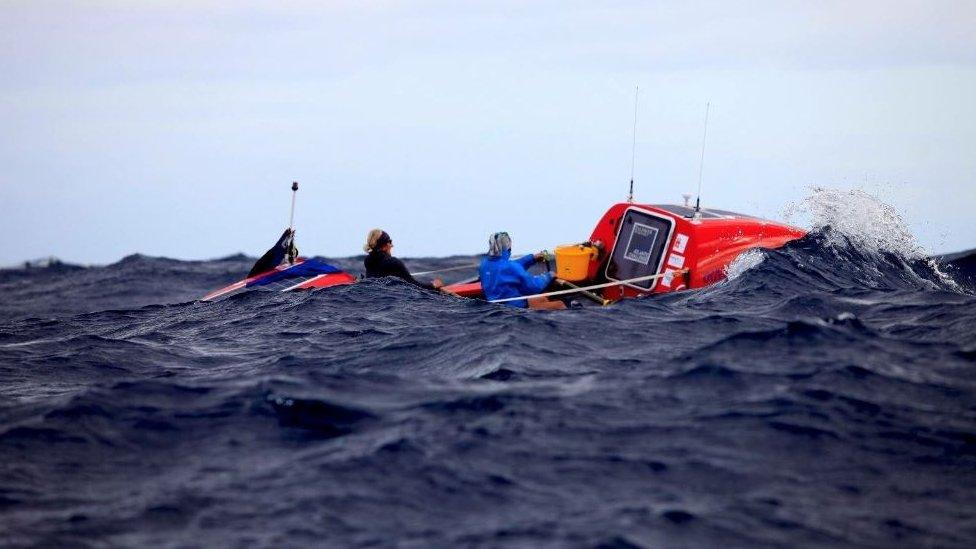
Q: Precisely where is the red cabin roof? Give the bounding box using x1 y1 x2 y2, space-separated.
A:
589 203 806 300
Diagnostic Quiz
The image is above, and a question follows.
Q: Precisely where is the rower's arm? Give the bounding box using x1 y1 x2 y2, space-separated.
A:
516 254 536 269
514 264 553 295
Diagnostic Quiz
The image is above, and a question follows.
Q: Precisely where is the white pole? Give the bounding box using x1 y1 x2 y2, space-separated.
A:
627 85 639 203
288 181 299 230
694 102 710 215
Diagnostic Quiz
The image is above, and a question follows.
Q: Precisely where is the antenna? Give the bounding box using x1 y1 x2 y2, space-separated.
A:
288 181 299 230
694 102 710 219
627 85 639 203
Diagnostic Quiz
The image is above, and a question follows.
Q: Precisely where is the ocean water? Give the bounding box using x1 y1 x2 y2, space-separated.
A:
2 196 975 547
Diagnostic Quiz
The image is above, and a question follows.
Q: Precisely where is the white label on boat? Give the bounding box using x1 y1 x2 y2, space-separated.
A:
673 233 689 253
667 254 685 269
622 222 659 265
661 269 675 287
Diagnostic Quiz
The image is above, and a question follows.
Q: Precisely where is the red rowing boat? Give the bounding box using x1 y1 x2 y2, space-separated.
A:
444 202 806 303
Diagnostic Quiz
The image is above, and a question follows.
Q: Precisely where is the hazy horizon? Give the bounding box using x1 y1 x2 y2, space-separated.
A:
2 1 974 265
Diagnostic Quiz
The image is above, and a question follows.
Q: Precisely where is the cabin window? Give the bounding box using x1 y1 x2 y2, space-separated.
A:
606 209 673 290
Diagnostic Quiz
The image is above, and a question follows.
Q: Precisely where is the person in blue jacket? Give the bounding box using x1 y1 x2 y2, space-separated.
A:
479 232 566 310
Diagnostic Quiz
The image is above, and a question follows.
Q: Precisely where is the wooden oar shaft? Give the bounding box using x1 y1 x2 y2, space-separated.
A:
555 279 610 306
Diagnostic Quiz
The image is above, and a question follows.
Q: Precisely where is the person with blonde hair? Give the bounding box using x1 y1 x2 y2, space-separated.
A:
363 229 445 291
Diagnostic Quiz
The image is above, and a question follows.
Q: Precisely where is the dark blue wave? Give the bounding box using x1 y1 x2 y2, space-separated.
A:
1 232 975 547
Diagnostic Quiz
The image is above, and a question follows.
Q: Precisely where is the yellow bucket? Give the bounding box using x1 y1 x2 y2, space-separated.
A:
554 244 598 282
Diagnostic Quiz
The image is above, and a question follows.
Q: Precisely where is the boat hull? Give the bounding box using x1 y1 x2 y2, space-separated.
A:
201 258 355 301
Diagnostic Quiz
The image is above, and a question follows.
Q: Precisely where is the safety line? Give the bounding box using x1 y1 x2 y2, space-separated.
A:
488 270 687 304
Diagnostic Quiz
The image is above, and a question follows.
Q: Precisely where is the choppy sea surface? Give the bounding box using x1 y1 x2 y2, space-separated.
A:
2 191 975 548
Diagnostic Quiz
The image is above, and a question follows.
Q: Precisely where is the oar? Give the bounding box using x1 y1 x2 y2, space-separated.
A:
555 278 610 306
409 252 535 277
410 263 480 276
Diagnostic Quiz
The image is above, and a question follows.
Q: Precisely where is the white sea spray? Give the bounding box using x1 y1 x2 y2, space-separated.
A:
724 249 765 280
784 187 957 289
784 187 925 259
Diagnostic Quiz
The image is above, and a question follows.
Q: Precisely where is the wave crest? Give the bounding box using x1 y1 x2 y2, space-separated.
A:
784 187 927 260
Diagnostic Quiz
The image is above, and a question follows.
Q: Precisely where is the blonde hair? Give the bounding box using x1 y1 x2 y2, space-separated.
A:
364 228 385 252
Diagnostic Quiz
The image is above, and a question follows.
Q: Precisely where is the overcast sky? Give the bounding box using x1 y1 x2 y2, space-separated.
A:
1 0 974 265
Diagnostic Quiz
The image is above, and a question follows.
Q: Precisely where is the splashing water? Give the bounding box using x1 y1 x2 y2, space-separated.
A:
724 248 765 280
784 187 927 259
784 187 958 288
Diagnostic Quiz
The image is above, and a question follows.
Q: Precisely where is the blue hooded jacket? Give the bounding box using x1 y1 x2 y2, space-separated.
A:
479 250 554 308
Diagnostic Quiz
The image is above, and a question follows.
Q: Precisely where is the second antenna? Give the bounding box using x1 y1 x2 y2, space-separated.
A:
694 102 710 219
627 86 639 203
